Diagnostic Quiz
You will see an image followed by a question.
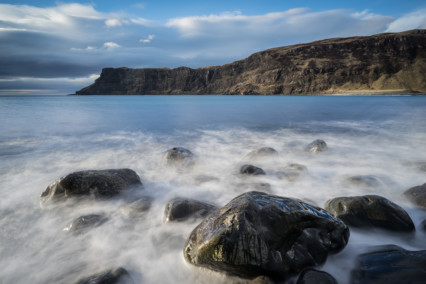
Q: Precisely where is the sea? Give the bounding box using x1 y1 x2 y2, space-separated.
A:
0 95 425 283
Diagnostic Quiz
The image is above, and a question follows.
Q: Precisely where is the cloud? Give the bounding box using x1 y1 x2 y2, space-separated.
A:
140 35 155 43
105 18 123 27
386 9 426 32
103 42 121 49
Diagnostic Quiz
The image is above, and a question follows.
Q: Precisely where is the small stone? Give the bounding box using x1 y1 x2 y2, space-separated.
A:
164 197 218 223
305 139 327 153
121 196 152 217
164 147 195 168
240 164 266 176
346 175 382 188
76 267 133 284
64 214 108 234
244 147 279 161
403 183 426 209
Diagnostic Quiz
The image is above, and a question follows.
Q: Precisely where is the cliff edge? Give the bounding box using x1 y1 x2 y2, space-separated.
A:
76 30 426 95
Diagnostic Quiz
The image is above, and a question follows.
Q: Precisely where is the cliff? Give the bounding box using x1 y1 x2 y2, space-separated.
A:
76 30 426 95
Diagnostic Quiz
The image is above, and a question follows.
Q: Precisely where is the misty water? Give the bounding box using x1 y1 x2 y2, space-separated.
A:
0 95 425 283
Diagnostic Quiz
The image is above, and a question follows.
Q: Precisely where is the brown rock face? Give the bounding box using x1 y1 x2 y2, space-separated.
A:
76 30 426 95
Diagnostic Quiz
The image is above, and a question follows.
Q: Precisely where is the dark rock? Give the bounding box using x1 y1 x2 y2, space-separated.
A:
351 245 426 284
164 197 218 223
305 139 327 153
240 164 266 176
244 147 279 161
121 196 152 217
164 147 195 168
41 169 142 206
76 267 133 284
421 219 426 232
249 275 276 284
346 175 382 188
403 183 426 209
184 191 349 280
64 214 108 234
325 195 415 232
296 269 338 284
76 31 426 96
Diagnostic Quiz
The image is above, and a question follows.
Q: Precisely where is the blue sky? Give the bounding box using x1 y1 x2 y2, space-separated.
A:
1 0 425 94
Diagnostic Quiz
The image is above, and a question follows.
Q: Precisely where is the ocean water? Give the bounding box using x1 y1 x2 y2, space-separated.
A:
0 95 425 283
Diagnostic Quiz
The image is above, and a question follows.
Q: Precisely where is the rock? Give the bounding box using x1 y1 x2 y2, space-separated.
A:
240 164 266 176
325 195 415 232
346 175 382 188
249 275 276 284
64 214 108 234
164 147 195 168
403 183 426 209
184 191 349 280
193 175 220 184
351 245 426 284
421 219 426 232
121 196 152 217
244 147 279 161
76 30 426 96
164 197 218 223
41 169 142 206
305 139 327 153
280 164 308 181
237 182 272 193
296 269 338 284
76 267 133 284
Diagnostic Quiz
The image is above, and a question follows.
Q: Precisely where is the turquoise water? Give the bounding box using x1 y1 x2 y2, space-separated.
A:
0 95 425 283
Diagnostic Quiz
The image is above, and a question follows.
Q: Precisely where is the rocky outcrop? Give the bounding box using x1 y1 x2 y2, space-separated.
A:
76 30 426 95
325 195 415 232
183 191 349 280
41 169 142 206
403 183 426 209
351 245 426 284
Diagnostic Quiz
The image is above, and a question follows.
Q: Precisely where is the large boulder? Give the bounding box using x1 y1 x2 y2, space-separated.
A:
164 147 195 168
183 191 349 280
296 269 338 284
403 183 426 209
76 267 133 284
325 195 415 232
305 139 327 153
240 164 266 176
164 197 218 223
243 147 279 161
41 169 142 206
351 245 426 284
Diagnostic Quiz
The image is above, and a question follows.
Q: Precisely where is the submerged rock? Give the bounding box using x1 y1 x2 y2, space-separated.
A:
280 164 308 181
121 196 152 217
243 147 279 161
403 183 426 209
346 175 382 188
305 139 327 153
240 164 266 176
64 214 108 234
76 267 133 284
164 147 195 168
351 245 426 284
41 169 142 206
164 197 218 223
421 219 426 232
325 195 415 232
184 191 349 280
296 269 338 284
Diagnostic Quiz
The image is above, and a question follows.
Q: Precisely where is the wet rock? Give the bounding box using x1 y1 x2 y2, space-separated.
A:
346 175 382 188
121 196 152 217
249 275 276 284
403 183 426 209
193 175 220 184
421 219 426 232
351 245 426 284
184 191 349 280
305 139 327 153
41 169 142 206
296 269 338 284
164 197 218 223
240 164 266 176
280 164 308 181
64 214 108 234
76 267 133 284
244 147 279 161
164 147 195 168
325 195 415 232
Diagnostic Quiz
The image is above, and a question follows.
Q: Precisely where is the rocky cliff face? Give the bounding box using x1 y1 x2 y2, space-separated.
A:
76 30 426 95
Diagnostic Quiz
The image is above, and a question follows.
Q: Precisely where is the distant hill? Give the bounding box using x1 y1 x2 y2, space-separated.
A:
76 30 426 95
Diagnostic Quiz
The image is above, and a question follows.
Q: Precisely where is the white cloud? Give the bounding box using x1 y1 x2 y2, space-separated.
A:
131 17 153 26
105 18 123 27
103 42 121 49
140 34 155 43
386 9 426 32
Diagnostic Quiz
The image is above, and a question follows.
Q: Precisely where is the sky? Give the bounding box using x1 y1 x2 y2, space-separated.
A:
0 0 425 95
